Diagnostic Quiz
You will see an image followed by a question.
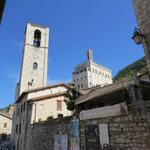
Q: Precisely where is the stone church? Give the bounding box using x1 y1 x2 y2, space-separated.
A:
11 23 73 150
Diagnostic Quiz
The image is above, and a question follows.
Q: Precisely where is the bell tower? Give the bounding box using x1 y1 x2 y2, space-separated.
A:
87 49 93 62
18 23 49 95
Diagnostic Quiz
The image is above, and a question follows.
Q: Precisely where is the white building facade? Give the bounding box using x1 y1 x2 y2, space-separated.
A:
12 84 72 150
0 113 12 142
72 50 112 90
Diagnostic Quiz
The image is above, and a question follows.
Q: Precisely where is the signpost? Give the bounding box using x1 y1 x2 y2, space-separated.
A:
70 117 80 150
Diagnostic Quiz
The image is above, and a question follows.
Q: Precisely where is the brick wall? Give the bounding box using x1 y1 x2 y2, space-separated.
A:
80 113 150 150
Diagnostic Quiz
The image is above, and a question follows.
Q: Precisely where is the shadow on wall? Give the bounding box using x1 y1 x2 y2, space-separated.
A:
0 133 11 144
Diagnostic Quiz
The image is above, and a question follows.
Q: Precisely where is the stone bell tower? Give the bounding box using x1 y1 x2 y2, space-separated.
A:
18 23 49 95
87 49 93 62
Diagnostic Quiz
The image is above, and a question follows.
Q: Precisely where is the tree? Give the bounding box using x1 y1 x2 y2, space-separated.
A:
64 89 80 111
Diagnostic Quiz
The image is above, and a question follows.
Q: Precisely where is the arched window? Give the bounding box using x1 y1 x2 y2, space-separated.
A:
33 30 41 47
33 62 38 70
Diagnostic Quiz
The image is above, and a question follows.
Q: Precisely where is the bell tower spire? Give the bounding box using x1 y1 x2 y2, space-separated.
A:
87 49 93 62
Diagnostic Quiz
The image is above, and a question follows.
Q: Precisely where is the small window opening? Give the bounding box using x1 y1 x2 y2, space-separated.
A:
19 123 21 134
33 30 41 47
57 100 62 111
4 123 7 128
16 124 18 133
33 62 38 70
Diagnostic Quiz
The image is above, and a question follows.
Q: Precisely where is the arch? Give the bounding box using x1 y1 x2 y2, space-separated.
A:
33 29 41 47
33 62 38 70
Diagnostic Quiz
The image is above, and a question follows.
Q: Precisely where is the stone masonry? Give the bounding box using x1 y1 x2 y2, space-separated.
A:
80 112 150 150
27 117 71 150
132 0 150 73
26 112 150 150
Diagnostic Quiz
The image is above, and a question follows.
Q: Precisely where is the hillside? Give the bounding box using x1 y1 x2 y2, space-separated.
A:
113 57 148 81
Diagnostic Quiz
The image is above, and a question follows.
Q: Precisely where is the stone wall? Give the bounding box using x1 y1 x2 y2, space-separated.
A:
27 117 71 150
27 113 150 150
132 0 150 72
80 112 150 150
132 0 150 33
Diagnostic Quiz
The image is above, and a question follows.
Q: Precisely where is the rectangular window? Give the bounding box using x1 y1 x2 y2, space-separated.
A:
16 124 18 133
57 100 62 111
23 102 26 111
29 104 32 110
19 124 21 134
78 84 80 89
17 108 20 116
4 123 7 128
21 105 23 113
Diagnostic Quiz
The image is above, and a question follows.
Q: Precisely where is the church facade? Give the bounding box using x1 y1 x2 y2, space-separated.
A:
12 23 72 150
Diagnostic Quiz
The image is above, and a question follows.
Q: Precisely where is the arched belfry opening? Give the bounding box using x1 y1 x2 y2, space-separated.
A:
33 29 41 47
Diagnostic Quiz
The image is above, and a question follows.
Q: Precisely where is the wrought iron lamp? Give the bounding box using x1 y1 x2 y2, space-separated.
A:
132 28 144 45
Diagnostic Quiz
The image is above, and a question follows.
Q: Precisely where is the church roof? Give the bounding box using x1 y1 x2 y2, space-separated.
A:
16 83 81 103
75 78 150 105
29 92 67 102
0 112 12 120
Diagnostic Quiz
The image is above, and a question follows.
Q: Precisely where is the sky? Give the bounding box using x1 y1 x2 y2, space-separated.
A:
0 0 144 108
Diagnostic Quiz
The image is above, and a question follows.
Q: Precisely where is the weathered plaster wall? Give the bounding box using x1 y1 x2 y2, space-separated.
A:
0 115 12 141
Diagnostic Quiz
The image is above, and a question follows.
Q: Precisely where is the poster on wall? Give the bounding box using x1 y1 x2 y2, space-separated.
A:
85 125 100 150
61 135 68 150
70 117 80 150
99 124 110 149
54 134 61 150
54 134 68 150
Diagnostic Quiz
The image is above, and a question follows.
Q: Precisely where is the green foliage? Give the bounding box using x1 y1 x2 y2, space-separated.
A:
114 57 148 81
46 116 53 121
0 106 9 113
64 89 80 111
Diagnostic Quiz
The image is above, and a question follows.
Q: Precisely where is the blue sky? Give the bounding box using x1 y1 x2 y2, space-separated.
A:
0 0 144 108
